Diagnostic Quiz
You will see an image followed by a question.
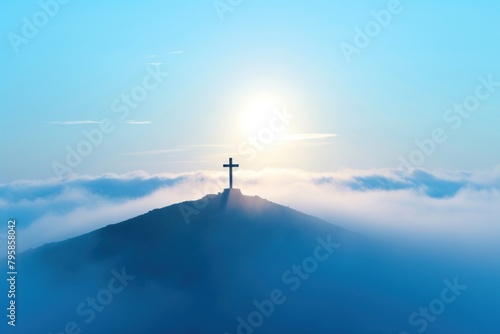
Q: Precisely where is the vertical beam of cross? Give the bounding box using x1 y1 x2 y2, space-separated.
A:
223 157 239 189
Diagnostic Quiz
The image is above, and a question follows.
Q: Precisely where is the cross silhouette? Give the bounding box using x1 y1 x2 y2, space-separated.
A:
223 157 239 189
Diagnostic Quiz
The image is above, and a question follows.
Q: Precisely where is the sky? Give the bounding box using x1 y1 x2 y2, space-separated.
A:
1 1 499 250
1 0 499 182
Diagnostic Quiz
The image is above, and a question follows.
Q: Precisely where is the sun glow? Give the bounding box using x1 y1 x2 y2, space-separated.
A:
241 94 283 134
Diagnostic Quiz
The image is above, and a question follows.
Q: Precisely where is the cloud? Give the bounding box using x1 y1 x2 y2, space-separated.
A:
1 168 499 252
168 51 184 54
318 169 466 198
145 62 162 66
280 133 337 142
124 148 187 156
122 144 232 157
125 120 152 125
181 144 233 148
47 121 103 125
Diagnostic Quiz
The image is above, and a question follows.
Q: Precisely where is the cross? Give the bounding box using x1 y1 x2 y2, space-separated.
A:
223 157 239 189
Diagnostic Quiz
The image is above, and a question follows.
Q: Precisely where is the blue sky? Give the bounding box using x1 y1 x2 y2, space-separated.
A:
1 0 499 182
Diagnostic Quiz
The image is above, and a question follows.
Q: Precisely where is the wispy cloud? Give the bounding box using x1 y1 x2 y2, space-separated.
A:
280 133 337 142
124 148 187 156
181 144 233 149
146 62 162 66
168 51 184 54
47 121 103 125
125 120 152 125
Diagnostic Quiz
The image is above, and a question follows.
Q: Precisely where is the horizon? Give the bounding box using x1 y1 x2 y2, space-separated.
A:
2 166 500 252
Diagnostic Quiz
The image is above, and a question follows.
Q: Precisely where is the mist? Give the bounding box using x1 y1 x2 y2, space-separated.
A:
1 167 499 256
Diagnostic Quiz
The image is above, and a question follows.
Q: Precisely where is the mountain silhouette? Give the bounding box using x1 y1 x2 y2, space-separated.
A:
5 189 495 333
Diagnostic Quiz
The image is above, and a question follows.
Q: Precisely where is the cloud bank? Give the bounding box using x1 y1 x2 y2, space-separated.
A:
1 167 499 252
47 121 104 125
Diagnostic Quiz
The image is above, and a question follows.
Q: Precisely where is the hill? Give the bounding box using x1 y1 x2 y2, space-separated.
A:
4 189 495 333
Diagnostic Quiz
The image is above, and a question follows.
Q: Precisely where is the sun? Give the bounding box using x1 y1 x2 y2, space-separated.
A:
241 94 282 134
